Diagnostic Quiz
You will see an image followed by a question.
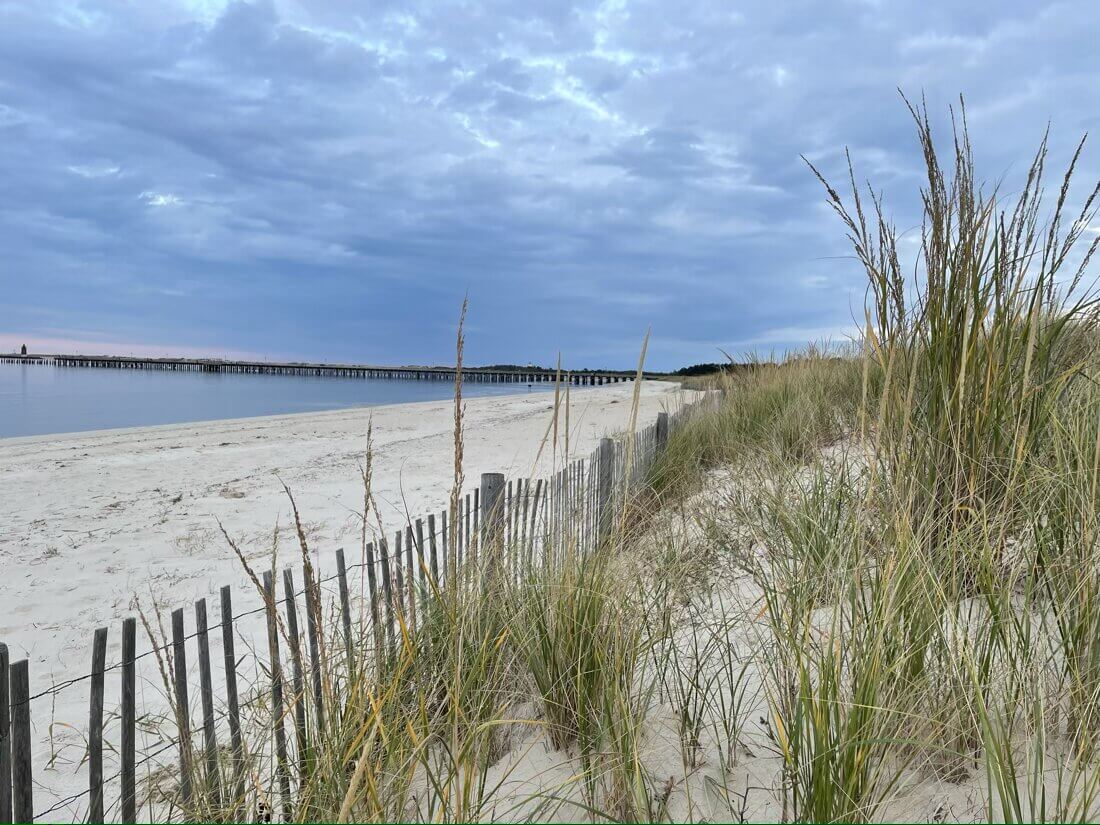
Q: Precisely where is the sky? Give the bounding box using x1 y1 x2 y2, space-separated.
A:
1 1 1098 371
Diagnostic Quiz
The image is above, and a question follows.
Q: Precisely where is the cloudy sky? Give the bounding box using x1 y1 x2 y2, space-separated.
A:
1 1 1097 370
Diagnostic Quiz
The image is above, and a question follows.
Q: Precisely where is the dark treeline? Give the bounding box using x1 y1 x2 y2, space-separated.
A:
477 364 647 375
671 362 756 377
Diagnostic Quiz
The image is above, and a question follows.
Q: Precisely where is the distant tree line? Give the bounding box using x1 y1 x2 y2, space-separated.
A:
671 361 756 377
477 364 555 372
474 362 763 377
476 364 647 375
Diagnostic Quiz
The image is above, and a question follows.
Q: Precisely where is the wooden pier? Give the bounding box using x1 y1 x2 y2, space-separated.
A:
0 353 646 386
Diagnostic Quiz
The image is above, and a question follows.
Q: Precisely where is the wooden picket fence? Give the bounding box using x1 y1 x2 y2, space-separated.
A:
0 397 714 823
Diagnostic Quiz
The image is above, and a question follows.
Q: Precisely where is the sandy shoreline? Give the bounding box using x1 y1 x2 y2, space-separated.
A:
0 380 689 817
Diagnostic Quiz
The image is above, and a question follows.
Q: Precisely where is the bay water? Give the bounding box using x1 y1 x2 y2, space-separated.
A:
0 363 555 438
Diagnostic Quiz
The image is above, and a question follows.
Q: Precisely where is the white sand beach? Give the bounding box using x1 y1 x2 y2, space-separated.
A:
0 380 690 818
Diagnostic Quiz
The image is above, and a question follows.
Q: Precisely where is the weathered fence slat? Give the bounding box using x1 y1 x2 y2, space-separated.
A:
519 477 528 563
549 470 559 566
453 499 463 573
579 462 585 542
519 480 530 571
171 608 193 810
415 519 428 609
427 514 440 586
219 586 244 809
519 479 530 580
262 570 292 822
597 437 614 540
194 599 221 809
583 460 591 553
364 542 382 661
10 659 31 824
505 480 513 549
527 479 542 570
393 531 406 637
507 480 517 572
282 568 308 780
303 566 325 734
335 549 354 675
513 480 524 573
463 493 471 568
473 488 480 563
0 643 11 825
555 468 562 552
554 473 561 567
121 617 137 824
404 525 417 634
564 467 571 559
573 462 581 554
551 470 559 559
576 462 584 554
380 537 395 653
441 510 449 582
561 466 569 551
89 626 107 823
480 473 505 577
579 460 586 549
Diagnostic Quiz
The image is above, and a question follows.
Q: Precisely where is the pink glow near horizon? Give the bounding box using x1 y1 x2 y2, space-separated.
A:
0 333 272 361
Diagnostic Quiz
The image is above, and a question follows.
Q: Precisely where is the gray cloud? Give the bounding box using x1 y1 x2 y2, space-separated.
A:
1 0 1097 369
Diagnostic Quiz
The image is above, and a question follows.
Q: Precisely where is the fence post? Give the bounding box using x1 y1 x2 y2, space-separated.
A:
262 571 292 822
0 643 10 825
380 538 395 655
464 493 472 568
527 479 542 570
505 481 513 550
281 569 308 780
219 587 244 810
171 608 193 811
335 549 354 676
9 659 30 824
472 489 480 561
120 617 136 824
656 412 669 454
480 474 505 539
519 481 530 570
89 627 107 823
404 526 418 634
415 519 428 612
194 599 221 809
597 437 614 542
303 566 325 734
480 473 505 578
364 542 382 666
441 511 449 583
393 531 406 637
427 514 439 586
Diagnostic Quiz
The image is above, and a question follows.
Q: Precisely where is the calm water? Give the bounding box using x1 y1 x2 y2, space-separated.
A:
0 363 556 438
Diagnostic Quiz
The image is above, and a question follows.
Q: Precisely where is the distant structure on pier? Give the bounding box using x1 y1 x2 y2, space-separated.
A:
20 344 26 356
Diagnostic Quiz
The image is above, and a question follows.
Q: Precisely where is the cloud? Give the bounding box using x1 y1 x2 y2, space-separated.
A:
1 0 1098 370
